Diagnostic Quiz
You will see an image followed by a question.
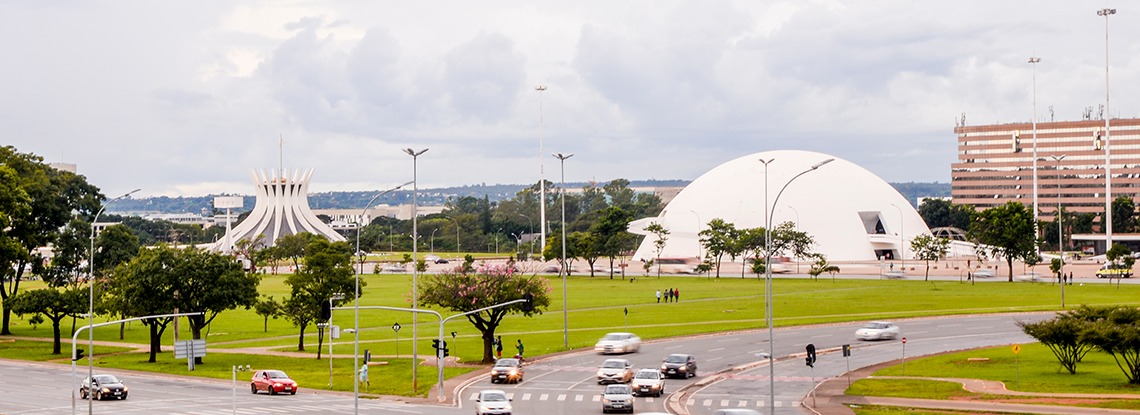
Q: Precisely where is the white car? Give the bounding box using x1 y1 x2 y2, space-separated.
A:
594 332 642 354
855 321 900 341
597 358 634 384
630 368 665 397
474 389 512 415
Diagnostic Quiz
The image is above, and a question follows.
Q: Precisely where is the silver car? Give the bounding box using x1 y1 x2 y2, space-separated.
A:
601 384 634 414
631 368 665 397
855 321 900 341
594 332 642 354
474 389 512 415
597 358 633 384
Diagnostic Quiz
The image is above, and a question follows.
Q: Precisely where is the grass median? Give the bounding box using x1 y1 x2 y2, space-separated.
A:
6 273 1140 397
848 342 1140 411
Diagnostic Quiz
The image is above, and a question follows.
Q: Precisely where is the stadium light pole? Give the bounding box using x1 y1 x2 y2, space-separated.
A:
554 152 573 349
759 158 832 415
88 188 139 415
403 147 428 393
536 85 548 254
1029 56 1041 256
1098 7 1115 251
353 180 411 414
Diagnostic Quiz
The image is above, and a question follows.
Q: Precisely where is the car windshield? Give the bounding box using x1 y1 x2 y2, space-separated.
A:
93 375 119 384
635 370 658 379
602 360 626 369
665 355 687 363
267 371 289 379
481 392 508 402
494 359 518 368
605 385 631 394
862 323 887 329
601 334 627 341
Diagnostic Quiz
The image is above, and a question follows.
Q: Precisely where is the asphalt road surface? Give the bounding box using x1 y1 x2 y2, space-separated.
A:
1 312 1050 415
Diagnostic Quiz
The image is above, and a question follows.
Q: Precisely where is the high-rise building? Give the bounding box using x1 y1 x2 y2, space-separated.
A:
952 117 1140 221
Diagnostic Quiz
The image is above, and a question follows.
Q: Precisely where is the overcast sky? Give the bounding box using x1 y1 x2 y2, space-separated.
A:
4 1 1136 197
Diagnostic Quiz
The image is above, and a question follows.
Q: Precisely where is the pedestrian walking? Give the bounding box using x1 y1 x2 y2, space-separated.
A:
674 288 680 302
655 289 661 303
515 339 525 362
495 335 503 358
665 288 672 303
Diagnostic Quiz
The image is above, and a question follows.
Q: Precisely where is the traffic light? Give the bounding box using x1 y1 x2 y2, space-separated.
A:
842 344 851 357
442 340 450 358
431 339 441 351
521 293 534 312
805 343 816 368
320 300 331 321
73 348 84 361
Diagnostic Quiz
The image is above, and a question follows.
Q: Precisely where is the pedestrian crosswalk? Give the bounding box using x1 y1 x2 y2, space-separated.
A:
163 402 406 415
463 391 794 410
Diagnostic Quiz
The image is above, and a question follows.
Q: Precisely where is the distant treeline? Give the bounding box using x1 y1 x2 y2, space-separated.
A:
112 180 950 214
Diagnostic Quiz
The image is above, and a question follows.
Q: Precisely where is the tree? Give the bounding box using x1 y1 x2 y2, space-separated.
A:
968 202 1037 282
737 228 766 278
232 234 266 272
910 234 950 281
283 238 358 354
0 146 101 335
254 296 283 332
417 263 551 363
918 199 976 231
645 222 669 278
807 253 840 281
106 245 178 362
1081 306 1140 383
93 224 140 276
275 232 319 270
1112 196 1136 234
1019 308 1097 374
39 219 88 288
7 288 85 354
590 207 634 279
699 219 737 278
171 247 260 364
1105 243 1135 287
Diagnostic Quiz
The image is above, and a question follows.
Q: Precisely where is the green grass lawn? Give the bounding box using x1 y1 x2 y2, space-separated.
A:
848 342 1140 410
8 273 1140 397
0 339 135 361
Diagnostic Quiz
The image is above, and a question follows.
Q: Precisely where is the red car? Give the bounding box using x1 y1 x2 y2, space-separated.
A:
251 369 298 395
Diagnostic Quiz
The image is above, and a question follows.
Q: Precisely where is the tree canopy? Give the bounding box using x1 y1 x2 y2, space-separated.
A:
417 264 550 363
969 201 1037 282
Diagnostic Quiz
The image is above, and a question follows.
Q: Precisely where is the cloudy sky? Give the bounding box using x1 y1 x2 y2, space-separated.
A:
3 1 1137 197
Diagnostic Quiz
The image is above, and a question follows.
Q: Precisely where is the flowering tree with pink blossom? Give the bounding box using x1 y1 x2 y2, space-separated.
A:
418 264 551 363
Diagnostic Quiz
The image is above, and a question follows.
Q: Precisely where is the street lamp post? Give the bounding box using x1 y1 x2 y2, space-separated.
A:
519 213 533 254
87 188 138 415
430 228 438 254
353 181 411 414
402 147 428 394
1030 56 1041 255
1053 155 1067 307
889 203 905 268
759 158 832 415
554 152 573 349
1098 7 1116 251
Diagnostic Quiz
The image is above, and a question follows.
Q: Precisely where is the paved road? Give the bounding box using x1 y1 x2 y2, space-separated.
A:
1 312 1051 415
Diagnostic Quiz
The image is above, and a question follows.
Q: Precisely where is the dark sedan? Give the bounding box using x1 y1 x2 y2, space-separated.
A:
81 375 128 400
490 358 524 384
661 353 697 378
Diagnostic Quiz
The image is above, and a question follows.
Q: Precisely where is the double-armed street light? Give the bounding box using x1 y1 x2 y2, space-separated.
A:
402 147 428 396
352 180 411 414
554 152 573 348
759 158 832 415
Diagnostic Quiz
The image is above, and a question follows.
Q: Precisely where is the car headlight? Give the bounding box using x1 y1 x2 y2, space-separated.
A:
509 369 517 375
274 383 282 387
597 370 605 376
491 369 499 375
678 366 687 371
660 365 667 370
603 398 612 404
101 387 110 393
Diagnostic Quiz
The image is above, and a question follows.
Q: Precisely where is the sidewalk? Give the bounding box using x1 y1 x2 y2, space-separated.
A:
809 359 1140 415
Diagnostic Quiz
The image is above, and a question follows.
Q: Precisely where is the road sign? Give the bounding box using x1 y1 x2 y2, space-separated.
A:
901 337 907 344
173 339 206 359
392 323 401 332
1011 344 1021 354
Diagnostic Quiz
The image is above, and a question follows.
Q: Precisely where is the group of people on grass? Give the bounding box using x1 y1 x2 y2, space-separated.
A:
655 288 680 303
493 335 524 360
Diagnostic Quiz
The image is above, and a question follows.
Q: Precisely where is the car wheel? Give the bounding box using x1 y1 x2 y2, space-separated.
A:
269 386 276 395
95 391 102 401
290 390 296 395
80 389 87 399
251 384 258 394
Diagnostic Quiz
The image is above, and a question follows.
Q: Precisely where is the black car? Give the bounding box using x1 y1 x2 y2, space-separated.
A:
490 358 524 383
81 375 128 400
660 353 697 378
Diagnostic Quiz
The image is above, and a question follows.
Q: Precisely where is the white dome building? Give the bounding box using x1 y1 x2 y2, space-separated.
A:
630 150 930 263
